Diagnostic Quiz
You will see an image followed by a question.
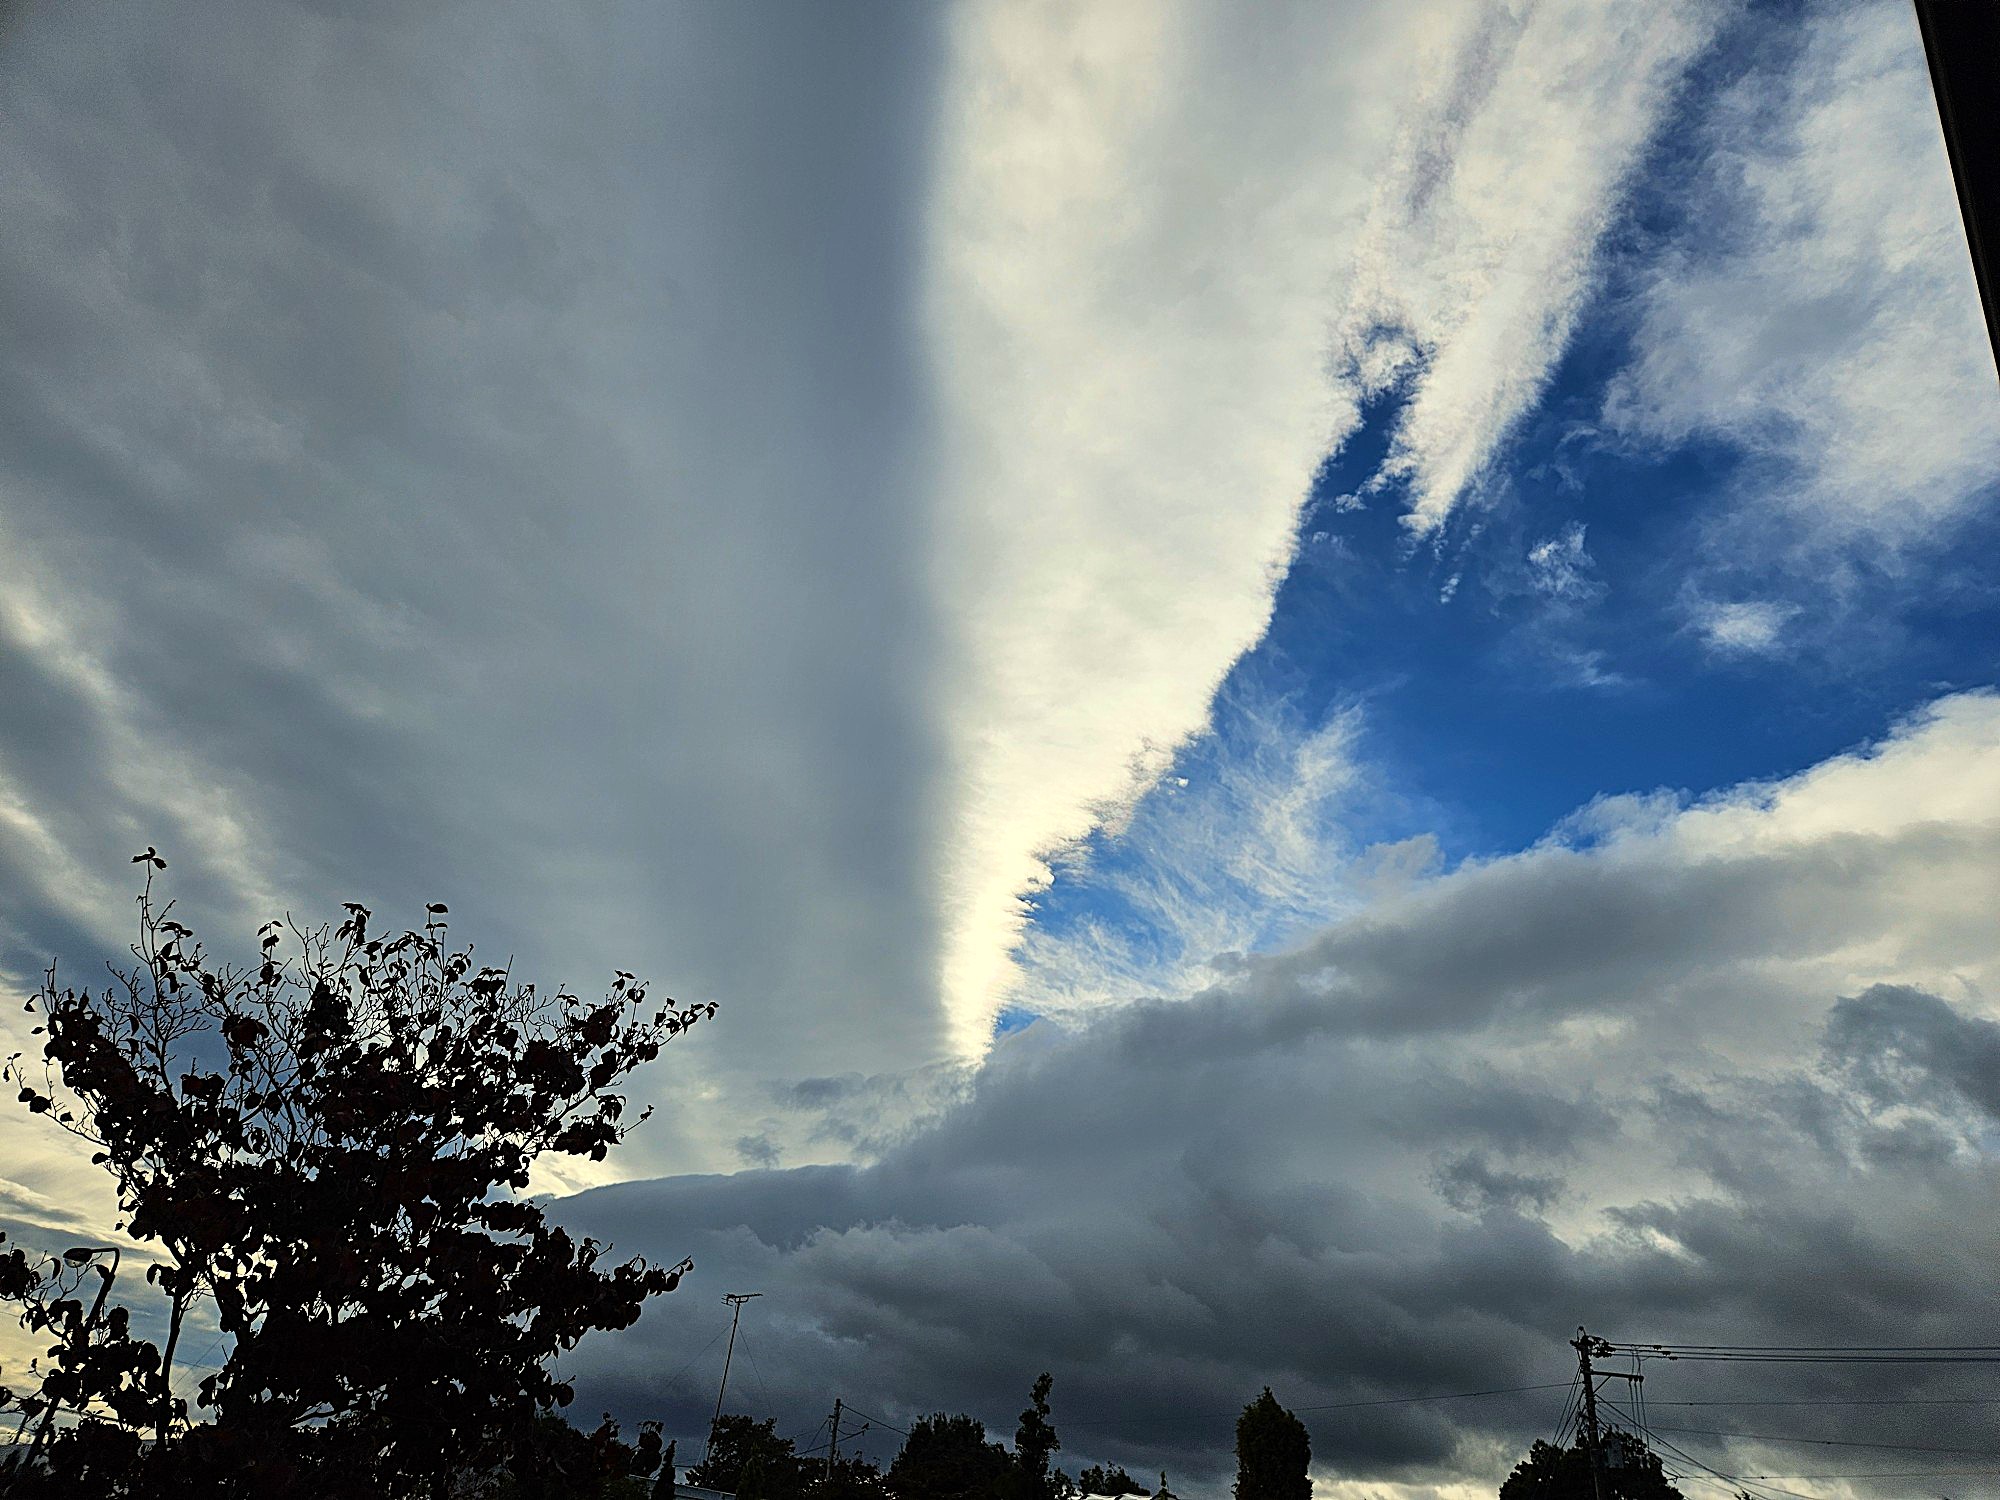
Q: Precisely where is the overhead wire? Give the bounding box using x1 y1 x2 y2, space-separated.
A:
1551 1376 1584 1448
1625 1422 1824 1500
1294 1381 1575 1412
661 1326 730 1400
1600 1352 2000 1360
1735 1470 2000 1481
735 1324 777 1419
1599 1342 2000 1366
840 1404 909 1438
1651 1396 2000 1407
1599 1395 1817 1500
1637 1425 2000 1458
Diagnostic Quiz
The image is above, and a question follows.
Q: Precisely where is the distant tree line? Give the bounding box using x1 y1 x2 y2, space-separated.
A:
685 1375 1311 1500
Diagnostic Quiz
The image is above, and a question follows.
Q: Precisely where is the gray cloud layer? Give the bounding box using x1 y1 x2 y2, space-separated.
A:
552 698 2000 1494
0 1 952 1158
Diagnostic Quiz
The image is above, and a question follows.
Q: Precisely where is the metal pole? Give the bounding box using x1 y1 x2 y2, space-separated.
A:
705 1293 761 1465
827 1398 842 1483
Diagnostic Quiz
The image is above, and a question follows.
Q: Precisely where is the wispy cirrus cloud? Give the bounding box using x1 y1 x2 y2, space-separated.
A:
1337 2 1717 534
926 0 1723 1048
1605 1 2000 546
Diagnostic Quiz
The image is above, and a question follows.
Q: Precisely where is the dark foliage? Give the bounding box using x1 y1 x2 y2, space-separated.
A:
1233 1389 1309 1500
888 1412 1012 1500
688 1415 808 1500
816 1451 892 1500
1076 1465 1146 1497
0 860 712 1498
495 1413 666 1500
1499 1433 1681 1500
1011 1373 1060 1500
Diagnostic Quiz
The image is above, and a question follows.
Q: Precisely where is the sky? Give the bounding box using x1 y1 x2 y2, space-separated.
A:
0 0 1996 1496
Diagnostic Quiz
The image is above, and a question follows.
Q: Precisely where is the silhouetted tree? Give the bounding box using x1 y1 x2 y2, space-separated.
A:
689 1415 806 1500
496 1413 667 1499
1077 1465 1146 1497
1 858 713 1498
1234 1389 1310 1500
1499 1433 1680 1500
815 1450 891 1500
1011 1373 1061 1500
889 1412 1012 1500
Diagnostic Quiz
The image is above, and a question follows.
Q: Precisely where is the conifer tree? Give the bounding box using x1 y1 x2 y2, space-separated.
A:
1233 1388 1310 1500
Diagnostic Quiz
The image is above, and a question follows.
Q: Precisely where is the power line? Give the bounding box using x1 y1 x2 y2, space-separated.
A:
841 1404 910 1438
1600 1352 2000 1360
1651 1397 2000 1407
1738 1471 2000 1481
736 1326 777 1417
786 1415 831 1448
1599 1395 1814 1500
1599 1341 2000 1366
1623 1421 1822 1500
659 1327 729 1399
1294 1381 1574 1412
1551 1377 1584 1449
1638 1424 2000 1458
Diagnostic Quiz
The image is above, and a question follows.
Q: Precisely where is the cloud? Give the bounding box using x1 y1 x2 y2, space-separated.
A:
1005 705 1379 1019
0 0 1742 1142
1604 1 2000 545
1690 598 1795 655
0 0 956 1174
554 692 2000 1491
1524 523 1599 600
1338 3 1716 533
925 0 1723 1048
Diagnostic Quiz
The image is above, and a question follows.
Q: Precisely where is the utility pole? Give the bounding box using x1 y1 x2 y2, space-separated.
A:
827 1397 843 1483
706 1292 763 1464
1574 1327 1608 1500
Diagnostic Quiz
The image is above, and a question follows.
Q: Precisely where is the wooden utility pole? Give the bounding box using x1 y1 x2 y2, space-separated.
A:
827 1397 843 1482
1572 1327 1645 1499
705 1292 763 1464
1574 1329 1607 1500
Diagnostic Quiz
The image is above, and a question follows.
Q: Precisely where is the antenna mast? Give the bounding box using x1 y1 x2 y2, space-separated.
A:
705 1292 763 1463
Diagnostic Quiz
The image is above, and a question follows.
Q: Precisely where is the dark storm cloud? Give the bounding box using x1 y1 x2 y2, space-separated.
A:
552 709 2000 1490
562 998 2000 1489
1826 984 2000 1122
0 1 952 1132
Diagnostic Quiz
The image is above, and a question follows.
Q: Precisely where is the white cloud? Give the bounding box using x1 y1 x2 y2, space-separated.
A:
560 691 2000 1489
925 0 1720 1051
1340 3 1715 533
1605 1 2000 542
1524 522 1598 599
1005 706 1389 1017
1691 597 1795 654
0 0 1737 1123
